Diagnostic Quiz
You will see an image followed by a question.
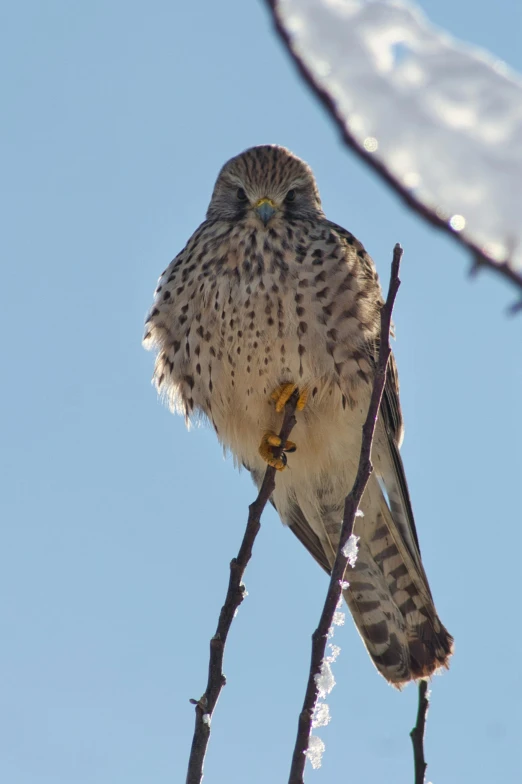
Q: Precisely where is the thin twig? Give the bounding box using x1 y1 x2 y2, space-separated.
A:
186 391 300 784
263 0 522 309
410 681 430 784
288 244 403 783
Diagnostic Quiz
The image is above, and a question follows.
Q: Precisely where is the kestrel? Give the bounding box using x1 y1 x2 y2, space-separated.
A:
143 145 453 686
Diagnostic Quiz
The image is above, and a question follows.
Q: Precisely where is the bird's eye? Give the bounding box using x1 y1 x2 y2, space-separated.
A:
285 189 296 202
236 188 248 202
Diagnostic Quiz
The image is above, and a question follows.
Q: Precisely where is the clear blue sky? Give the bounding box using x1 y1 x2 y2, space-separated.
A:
1 2 521 782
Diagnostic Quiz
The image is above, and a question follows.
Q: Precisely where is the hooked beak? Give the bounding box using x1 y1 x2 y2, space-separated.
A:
254 197 277 225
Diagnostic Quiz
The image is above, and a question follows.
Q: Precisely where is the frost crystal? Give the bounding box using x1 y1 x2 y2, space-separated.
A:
310 645 341 768
333 610 345 626
315 660 335 698
342 534 360 567
339 580 349 589
315 644 341 698
312 701 331 728
306 734 325 769
355 509 364 518
202 713 211 726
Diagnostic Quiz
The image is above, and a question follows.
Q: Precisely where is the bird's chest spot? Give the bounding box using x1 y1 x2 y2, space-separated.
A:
221 283 290 367
191 271 305 400
185 231 340 408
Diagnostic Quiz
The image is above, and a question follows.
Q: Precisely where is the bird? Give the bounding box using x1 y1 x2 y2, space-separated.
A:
143 144 453 687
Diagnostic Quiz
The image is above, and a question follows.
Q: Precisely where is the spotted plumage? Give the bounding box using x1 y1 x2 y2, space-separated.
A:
143 145 453 686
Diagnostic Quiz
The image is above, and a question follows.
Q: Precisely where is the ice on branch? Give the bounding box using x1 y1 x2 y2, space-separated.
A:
312 701 332 728
333 610 345 626
315 660 335 698
202 714 211 726
328 607 345 637
306 734 326 769
342 534 360 567
274 0 522 270
315 643 341 698
310 648 339 769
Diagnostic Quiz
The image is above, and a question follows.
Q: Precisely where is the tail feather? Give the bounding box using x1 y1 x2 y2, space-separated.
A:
349 484 453 685
281 473 453 687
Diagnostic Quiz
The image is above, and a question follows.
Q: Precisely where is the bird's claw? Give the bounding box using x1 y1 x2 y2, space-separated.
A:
270 383 308 412
259 431 297 471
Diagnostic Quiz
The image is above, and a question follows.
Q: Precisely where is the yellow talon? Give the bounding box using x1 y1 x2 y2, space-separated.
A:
296 388 308 410
259 431 297 471
270 383 308 413
265 433 281 448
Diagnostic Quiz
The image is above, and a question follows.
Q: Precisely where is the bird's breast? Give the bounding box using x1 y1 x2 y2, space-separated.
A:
146 219 377 474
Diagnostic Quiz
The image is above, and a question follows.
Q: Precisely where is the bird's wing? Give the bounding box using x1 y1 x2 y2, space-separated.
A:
373 352 426 574
325 219 425 575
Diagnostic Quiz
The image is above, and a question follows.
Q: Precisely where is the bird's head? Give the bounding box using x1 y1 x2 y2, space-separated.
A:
206 145 323 226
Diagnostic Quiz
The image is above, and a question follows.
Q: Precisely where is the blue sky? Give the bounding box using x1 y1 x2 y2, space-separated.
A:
1 1 521 782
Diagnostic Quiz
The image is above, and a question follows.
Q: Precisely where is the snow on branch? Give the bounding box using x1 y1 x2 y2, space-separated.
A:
264 0 522 308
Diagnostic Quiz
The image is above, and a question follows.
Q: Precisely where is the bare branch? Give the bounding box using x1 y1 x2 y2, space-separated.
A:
410 680 430 784
288 244 403 783
263 0 522 308
186 392 300 784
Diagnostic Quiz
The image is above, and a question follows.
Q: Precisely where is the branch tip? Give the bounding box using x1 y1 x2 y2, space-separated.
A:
410 680 430 784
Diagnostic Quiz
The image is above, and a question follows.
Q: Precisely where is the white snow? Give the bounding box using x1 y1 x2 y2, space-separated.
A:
312 701 332 728
275 0 522 269
202 713 211 726
315 643 341 698
332 610 345 626
310 630 343 767
342 534 360 567
306 734 326 769
328 602 345 637
315 659 335 698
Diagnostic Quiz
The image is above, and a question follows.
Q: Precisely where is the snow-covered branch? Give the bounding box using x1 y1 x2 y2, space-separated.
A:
264 0 522 308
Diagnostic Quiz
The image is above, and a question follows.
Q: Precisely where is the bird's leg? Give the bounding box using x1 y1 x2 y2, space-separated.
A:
270 383 308 412
258 384 307 470
258 432 297 471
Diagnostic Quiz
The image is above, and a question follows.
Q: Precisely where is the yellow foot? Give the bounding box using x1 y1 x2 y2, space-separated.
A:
270 383 308 413
259 431 297 471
